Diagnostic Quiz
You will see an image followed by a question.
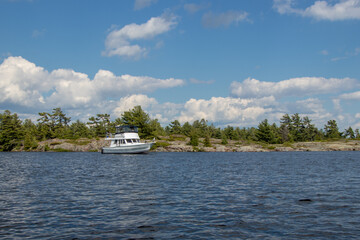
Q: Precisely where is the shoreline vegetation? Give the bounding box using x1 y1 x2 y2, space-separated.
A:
12 137 360 153
1 106 360 152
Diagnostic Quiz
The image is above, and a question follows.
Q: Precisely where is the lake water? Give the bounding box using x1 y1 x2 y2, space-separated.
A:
1 152 360 239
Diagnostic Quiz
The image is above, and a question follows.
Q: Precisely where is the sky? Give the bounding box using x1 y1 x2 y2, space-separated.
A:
0 0 360 130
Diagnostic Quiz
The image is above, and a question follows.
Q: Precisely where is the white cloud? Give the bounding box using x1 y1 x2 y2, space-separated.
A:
113 94 158 115
112 94 183 124
202 10 249 28
134 0 157 10
1 56 359 130
92 70 184 97
274 0 360 21
339 91 360 100
178 96 277 126
103 13 178 59
289 98 333 126
230 77 357 98
333 98 342 112
112 95 280 127
0 56 184 112
0 56 50 106
273 0 300 14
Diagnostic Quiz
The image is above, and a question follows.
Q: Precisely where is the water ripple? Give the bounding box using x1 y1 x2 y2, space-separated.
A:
1 151 360 239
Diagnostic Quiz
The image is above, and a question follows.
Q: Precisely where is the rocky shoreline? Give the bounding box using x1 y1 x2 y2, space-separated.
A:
15 137 360 152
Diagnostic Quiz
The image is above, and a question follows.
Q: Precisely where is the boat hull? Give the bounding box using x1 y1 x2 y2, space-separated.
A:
101 142 154 154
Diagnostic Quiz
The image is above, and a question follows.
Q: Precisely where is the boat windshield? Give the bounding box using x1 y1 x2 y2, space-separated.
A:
115 125 138 134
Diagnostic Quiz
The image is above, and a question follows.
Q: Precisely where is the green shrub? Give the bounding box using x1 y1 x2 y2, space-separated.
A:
189 133 199 146
44 144 50 151
152 141 170 150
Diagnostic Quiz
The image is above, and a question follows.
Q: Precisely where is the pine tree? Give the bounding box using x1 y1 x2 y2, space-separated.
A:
189 130 199 146
344 127 355 139
256 119 276 143
0 110 23 151
324 120 341 139
120 106 152 138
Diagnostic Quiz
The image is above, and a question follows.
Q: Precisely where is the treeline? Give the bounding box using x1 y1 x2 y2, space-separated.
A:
1 106 359 151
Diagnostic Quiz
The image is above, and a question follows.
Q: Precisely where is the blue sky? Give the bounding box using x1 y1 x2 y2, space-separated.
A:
1 0 360 130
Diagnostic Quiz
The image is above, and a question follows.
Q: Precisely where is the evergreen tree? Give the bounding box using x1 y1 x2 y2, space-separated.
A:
256 119 276 143
303 116 318 141
355 129 360 139
120 106 152 138
291 113 304 141
203 134 211 147
270 123 281 144
181 122 192 136
51 108 71 138
189 130 199 146
88 113 111 137
192 119 208 137
169 120 182 134
69 120 92 139
221 133 228 145
0 110 23 151
344 127 355 139
37 111 54 139
279 114 293 142
23 119 38 150
149 119 165 138
324 120 341 139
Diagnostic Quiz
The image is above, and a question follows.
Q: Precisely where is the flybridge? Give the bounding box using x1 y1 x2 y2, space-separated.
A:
116 125 138 134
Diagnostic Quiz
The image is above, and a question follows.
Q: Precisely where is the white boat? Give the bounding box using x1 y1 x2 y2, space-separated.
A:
101 125 155 154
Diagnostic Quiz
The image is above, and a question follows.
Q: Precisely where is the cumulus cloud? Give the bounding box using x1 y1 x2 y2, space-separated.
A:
0 56 184 112
177 96 277 126
111 94 282 127
202 10 249 28
274 0 360 21
112 94 183 124
1 56 359 130
113 94 158 115
103 13 178 59
230 77 357 98
0 56 50 106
